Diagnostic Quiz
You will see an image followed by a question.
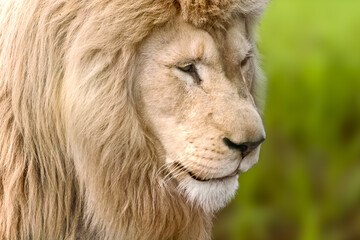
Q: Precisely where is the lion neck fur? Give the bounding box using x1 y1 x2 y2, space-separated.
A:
0 0 266 239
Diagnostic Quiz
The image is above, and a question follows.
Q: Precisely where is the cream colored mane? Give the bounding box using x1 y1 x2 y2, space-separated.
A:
0 0 267 239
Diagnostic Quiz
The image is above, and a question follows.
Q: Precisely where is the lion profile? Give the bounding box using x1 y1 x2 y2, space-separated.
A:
0 0 267 239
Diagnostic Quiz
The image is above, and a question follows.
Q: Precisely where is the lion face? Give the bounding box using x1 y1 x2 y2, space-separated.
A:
136 17 265 212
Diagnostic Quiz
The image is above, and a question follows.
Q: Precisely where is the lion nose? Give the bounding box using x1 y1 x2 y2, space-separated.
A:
223 137 265 158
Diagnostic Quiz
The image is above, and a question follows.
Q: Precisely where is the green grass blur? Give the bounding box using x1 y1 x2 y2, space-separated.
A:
214 0 360 239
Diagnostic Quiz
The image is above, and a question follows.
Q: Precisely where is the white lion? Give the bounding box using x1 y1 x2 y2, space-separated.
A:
0 0 267 239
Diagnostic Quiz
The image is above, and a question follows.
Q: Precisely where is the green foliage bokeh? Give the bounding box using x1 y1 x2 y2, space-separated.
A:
214 0 360 239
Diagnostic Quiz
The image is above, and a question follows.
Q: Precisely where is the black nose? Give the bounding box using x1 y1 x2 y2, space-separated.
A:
223 137 265 158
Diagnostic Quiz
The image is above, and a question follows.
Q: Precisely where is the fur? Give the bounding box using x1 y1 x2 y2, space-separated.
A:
0 0 267 239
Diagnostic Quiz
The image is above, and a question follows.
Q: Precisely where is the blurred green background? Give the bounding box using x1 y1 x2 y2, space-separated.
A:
214 0 360 239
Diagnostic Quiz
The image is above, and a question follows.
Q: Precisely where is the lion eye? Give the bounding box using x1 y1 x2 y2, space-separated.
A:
177 63 195 73
177 63 202 85
241 56 251 68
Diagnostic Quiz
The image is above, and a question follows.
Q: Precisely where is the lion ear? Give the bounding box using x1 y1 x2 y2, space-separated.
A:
177 0 268 27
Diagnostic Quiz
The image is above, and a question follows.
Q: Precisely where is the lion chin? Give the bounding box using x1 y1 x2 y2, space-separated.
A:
0 0 267 239
177 148 262 213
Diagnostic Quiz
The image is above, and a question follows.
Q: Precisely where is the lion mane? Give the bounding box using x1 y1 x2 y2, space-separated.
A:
0 0 267 239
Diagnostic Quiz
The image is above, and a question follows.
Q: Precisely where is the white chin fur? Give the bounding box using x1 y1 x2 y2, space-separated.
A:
177 175 239 213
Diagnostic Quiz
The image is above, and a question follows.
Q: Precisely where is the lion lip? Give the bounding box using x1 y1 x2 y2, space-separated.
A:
174 162 241 182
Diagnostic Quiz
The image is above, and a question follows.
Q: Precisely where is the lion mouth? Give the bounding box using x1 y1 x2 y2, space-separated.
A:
174 162 240 182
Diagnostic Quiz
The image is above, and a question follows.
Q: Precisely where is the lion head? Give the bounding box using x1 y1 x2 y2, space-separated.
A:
0 0 267 239
136 16 266 212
